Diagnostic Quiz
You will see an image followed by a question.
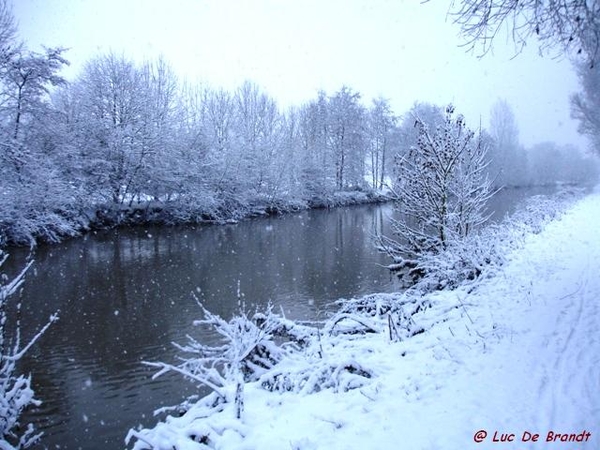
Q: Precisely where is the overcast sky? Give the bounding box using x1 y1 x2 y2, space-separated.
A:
12 0 587 149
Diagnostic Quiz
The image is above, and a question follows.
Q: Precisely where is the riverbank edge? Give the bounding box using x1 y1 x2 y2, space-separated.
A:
1 189 392 249
125 186 592 449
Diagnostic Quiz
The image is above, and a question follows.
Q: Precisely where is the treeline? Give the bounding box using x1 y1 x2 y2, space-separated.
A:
484 99 599 189
1 48 401 246
1 24 598 247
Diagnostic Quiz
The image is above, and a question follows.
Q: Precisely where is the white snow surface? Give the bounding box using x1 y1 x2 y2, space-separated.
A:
128 190 600 449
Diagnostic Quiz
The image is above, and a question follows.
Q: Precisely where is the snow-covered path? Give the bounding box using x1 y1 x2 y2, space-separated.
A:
129 191 600 450
414 190 600 449
246 191 600 450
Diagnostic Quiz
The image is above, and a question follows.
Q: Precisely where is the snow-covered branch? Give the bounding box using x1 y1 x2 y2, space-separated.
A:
142 302 293 422
0 254 57 449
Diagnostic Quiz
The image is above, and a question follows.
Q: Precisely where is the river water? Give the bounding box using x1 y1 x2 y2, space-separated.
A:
4 187 553 449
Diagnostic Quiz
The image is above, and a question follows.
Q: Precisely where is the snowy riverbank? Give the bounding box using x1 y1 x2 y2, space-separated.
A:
127 188 600 449
1 189 390 248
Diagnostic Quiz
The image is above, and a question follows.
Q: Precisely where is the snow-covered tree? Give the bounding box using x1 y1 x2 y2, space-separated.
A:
233 81 283 197
379 104 494 276
571 62 600 155
488 99 528 187
0 0 18 81
70 52 154 205
0 255 58 448
296 91 332 195
327 86 366 190
367 97 396 190
174 83 222 202
0 40 68 179
2 47 68 143
448 0 600 65
0 3 74 246
134 56 181 203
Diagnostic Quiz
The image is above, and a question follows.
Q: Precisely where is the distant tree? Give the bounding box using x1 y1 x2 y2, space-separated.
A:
527 142 564 185
446 0 600 65
0 0 19 77
488 99 528 187
396 102 445 153
296 91 332 195
327 87 366 190
527 141 600 186
490 99 518 151
558 144 600 184
367 97 396 190
233 81 282 197
571 62 600 154
379 105 494 270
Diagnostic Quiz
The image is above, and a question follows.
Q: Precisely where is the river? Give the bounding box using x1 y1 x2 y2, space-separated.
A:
3 186 555 449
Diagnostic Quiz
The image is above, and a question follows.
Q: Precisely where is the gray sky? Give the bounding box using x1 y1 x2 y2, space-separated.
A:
12 0 586 149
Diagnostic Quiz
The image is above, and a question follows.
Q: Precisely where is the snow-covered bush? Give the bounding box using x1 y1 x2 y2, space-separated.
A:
139 303 297 420
388 188 586 292
258 352 372 395
0 254 58 449
379 103 586 292
323 293 427 341
127 301 380 449
127 302 319 449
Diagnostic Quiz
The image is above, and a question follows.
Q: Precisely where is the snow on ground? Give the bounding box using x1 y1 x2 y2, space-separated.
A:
128 189 600 450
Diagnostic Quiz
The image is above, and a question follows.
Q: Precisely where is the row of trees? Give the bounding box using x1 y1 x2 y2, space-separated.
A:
0 44 404 244
485 99 599 188
1 3 600 246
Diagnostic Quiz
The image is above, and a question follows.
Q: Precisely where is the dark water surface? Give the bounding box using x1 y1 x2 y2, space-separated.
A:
9 203 401 449
4 187 554 449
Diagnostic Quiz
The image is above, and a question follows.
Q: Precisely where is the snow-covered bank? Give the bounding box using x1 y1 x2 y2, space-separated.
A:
0 189 390 248
127 189 600 449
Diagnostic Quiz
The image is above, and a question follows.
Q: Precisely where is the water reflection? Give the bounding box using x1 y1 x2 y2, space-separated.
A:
6 186 557 449
10 204 398 449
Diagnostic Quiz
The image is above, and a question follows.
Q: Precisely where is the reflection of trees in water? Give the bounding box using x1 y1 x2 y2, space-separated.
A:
12 198 555 448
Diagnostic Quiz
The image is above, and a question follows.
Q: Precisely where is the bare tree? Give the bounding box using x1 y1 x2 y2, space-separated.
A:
327 86 366 190
367 97 396 190
488 99 527 187
73 52 152 204
3 47 68 142
0 0 19 78
233 81 282 196
447 0 600 65
571 61 600 153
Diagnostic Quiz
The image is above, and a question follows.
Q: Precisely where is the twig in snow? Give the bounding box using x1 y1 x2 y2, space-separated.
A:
457 294 474 325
